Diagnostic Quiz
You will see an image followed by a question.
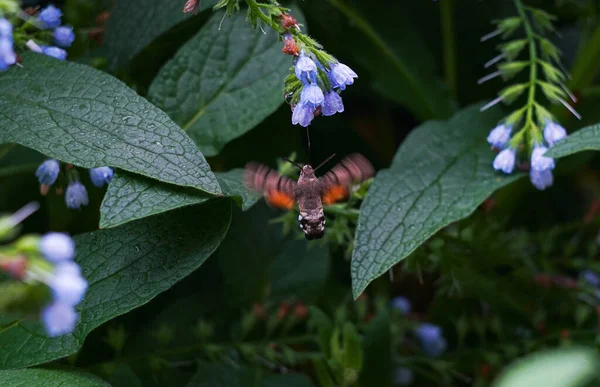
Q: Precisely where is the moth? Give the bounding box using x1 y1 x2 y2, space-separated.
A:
244 153 374 240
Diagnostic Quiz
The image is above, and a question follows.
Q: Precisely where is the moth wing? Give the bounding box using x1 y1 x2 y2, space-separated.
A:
320 153 374 205
244 162 297 210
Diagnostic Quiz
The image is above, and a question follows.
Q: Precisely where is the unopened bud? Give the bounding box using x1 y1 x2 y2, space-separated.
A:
294 303 309 319
0 256 27 279
281 13 297 29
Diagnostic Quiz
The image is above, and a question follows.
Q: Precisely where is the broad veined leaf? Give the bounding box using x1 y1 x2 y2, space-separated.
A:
0 200 231 369
100 169 259 228
103 0 218 69
0 368 110 387
351 104 522 298
545 124 600 159
148 8 300 156
492 348 600 387
0 53 220 194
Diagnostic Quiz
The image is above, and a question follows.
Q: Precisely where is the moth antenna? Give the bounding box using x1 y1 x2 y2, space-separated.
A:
314 153 336 172
283 157 303 170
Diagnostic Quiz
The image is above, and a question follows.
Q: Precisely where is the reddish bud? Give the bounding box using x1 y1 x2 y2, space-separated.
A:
281 14 298 29
584 199 600 224
560 330 570 339
365 313 374 323
40 184 51 196
481 197 496 212
0 256 28 280
294 303 309 319
24 7 37 16
282 37 299 56
313 106 322 117
535 321 547 334
96 11 111 25
533 273 552 289
277 301 290 320
480 364 491 377
88 27 106 45
252 303 266 319
358 293 368 302
268 342 277 350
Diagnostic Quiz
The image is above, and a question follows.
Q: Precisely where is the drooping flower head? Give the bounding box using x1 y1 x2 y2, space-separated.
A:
89 166 114 187
65 181 89 209
543 121 567 147
487 124 512 148
53 26 75 48
328 62 358 90
322 91 344 116
42 46 67 61
581 270 600 287
38 5 63 29
291 103 314 128
300 82 324 108
39 232 75 263
294 52 318 85
415 323 447 357
0 37 16 71
0 18 12 39
35 159 60 186
41 301 77 337
493 148 516 174
530 145 555 172
391 296 411 314
530 169 553 190
49 262 87 306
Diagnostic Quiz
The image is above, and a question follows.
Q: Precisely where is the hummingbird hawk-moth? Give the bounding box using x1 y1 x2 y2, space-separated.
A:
244 153 374 240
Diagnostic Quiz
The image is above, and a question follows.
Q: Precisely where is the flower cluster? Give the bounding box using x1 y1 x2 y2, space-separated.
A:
0 203 87 337
30 5 75 60
35 159 114 210
480 2 578 190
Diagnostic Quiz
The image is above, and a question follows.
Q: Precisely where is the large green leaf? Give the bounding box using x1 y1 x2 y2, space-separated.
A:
545 124 600 159
492 348 600 387
0 369 110 387
100 169 259 228
351 104 522 298
0 200 231 369
103 0 218 69
148 9 296 156
0 53 219 194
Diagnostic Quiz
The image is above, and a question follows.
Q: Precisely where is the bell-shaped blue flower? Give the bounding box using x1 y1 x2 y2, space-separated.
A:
391 296 411 314
493 148 516 174
415 323 447 357
0 18 12 39
487 124 512 148
292 103 314 127
328 62 357 90
322 91 344 116
531 145 555 171
35 159 60 185
65 181 89 209
42 46 67 61
0 37 15 71
49 262 88 306
294 52 318 85
89 166 114 187
40 232 75 263
529 169 553 190
543 121 567 147
300 82 324 108
53 26 75 48
38 5 62 29
41 301 77 337
582 270 600 287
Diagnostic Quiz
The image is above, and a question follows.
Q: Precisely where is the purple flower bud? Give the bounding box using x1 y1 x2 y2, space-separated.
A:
393 368 414 386
300 82 324 108
294 52 317 84
422 336 448 357
322 91 344 116
37 5 62 29
493 148 516 174
543 121 567 147
53 26 75 48
42 46 67 61
328 62 357 90
50 262 87 306
487 124 512 148
0 37 16 71
531 145 555 172
582 270 600 287
41 301 77 337
89 166 114 187
35 159 60 185
391 296 411 314
291 103 315 127
0 18 12 39
529 169 553 190
415 323 447 357
40 232 75 262
65 181 89 209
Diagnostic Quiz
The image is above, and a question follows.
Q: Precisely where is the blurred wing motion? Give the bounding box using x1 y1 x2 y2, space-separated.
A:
244 162 297 210
183 0 200 13
319 153 374 205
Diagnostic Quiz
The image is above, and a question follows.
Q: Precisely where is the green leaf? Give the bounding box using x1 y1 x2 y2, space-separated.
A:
0 200 231 369
0 368 110 387
148 9 297 156
100 169 259 229
492 348 600 387
186 363 257 387
359 311 393 387
309 306 334 357
0 53 220 194
263 374 315 387
545 124 600 159
103 0 218 69
351 104 522 298
104 364 143 387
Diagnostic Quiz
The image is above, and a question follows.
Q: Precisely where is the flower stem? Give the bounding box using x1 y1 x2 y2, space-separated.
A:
440 0 457 99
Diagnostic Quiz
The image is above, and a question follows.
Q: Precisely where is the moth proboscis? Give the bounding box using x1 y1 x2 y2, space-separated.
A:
244 153 374 240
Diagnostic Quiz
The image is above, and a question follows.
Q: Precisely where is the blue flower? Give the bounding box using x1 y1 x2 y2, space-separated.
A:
38 5 62 29
300 82 324 108
322 91 344 116
35 159 60 185
53 26 75 48
0 18 12 39
581 270 600 287
493 148 516 174
49 262 87 306
292 103 315 127
294 52 318 84
487 124 512 148
39 232 75 263
42 46 67 61
328 62 357 90
393 368 414 386
415 323 447 357
529 169 553 190
89 166 114 187
65 181 89 209
41 301 77 337
530 145 555 171
543 121 567 147
0 37 15 71
391 296 411 314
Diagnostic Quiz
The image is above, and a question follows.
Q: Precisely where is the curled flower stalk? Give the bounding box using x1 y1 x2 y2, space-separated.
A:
480 0 579 190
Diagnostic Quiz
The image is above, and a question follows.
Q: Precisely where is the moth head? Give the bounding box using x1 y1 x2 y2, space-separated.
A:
299 213 325 240
301 164 314 177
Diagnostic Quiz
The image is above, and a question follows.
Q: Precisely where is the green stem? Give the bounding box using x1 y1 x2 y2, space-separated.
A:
243 0 281 31
569 24 600 91
440 0 457 98
0 319 20 335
